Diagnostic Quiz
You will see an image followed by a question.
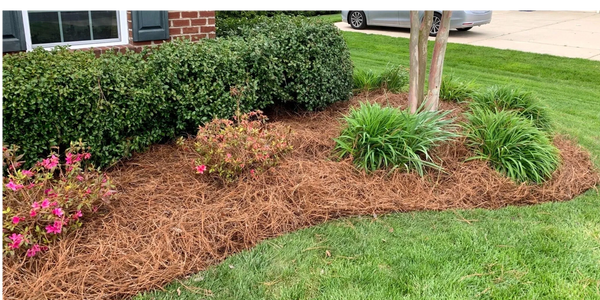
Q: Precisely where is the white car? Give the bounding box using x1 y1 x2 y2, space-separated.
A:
341 11 492 36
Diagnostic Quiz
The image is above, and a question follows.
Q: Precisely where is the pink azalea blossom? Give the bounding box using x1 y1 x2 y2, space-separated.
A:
30 210 37 217
26 244 41 257
12 216 22 225
196 165 207 174
77 175 84 181
27 183 36 189
226 153 232 159
5 180 24 191
32 202 41 210
250 169 255 176
72 210 83 220
50 201 58 207
45 221 62 234
41 199 50 209
52 207 64 217
21 170 34 177
41 155 59 169
84 153 92 159
8 233 23 248
85 189 92 195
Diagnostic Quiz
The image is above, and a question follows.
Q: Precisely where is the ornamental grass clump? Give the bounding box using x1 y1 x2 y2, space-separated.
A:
470 85 551 130
2 141 115 259
463 108 560 184
334 102 458 176
353 64 409 94
439 74 475 103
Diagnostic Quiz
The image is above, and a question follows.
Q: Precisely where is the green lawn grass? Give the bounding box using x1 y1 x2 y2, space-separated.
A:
313 13 342 24
135 32 600 300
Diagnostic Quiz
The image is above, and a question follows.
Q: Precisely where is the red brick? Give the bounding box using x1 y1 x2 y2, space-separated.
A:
171 19 190 27
182 27 199 34
191 18 207 26
207 18 215 25
208 33 216 39
132 41 153 46
168 11 181 19
199 11 215 17
200 26 215 33
181 11 198 18
169 28 182 35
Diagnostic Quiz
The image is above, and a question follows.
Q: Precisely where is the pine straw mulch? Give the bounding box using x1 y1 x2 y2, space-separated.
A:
3 91 599 299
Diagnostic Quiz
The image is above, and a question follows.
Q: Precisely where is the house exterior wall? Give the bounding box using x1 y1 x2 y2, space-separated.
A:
92 10 216 55
2 10 216 56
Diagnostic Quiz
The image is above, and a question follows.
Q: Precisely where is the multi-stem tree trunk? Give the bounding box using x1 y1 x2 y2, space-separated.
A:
425 11 452 111
408 11 421 113
417 11 433 106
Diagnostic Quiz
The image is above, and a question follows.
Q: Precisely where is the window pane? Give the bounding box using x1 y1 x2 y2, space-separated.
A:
28 12 61 44
91 11 118 40
61 11 91 42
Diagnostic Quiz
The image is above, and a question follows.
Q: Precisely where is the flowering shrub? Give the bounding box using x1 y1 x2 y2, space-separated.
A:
2 141 115 258
185 111 293 182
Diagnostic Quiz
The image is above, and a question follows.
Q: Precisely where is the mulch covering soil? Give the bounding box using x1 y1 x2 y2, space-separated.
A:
3 91 599 299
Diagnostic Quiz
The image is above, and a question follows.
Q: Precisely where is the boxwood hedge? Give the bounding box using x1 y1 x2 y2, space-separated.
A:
2 16 353 168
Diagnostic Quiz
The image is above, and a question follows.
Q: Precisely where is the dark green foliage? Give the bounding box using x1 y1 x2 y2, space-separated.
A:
463 108 560 184
215 7 342 18
215 11 339 34
334 102 458 176
218 15 353 111
470 85 552 130
3 17 353 167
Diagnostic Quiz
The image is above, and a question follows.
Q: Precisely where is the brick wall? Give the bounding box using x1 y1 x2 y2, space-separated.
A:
92 10 216 56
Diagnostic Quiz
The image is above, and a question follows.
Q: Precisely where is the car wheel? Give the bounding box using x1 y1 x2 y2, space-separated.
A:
429 12 442 37
349 11 367 29
457 27 473 31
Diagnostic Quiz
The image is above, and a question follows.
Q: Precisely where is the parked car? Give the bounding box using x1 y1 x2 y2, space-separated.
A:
341 11 492 36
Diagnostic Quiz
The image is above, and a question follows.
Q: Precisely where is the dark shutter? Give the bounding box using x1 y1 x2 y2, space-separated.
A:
3 11 27 53
131 11 169 42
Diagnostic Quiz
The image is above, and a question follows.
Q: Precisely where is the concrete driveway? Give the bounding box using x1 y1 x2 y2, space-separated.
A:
335 11 600 61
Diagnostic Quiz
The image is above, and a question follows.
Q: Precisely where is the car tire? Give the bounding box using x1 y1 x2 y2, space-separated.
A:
429 12 442 37
457 27 473 31
349 11 367 29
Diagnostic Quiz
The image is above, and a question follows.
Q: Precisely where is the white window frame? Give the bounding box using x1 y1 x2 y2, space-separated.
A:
21 10 129 51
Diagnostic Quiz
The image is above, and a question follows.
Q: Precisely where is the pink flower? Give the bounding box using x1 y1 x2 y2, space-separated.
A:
52 208 64 217
8 233 23 249
21 170 34 177
226 153 232 159
77 175 84 181
44 189 56 197
196 165 207 174
30 210 37 217
83 153 92 160
32 202 41 210
50 201 58 207
41 199 50 209
85 189 92 195
5 180 24 191
66 153 74 165
26 183 36 189
26 244 41 257
41 155 59 169
45 221 62 234
72 210 83 220
12 216 22 225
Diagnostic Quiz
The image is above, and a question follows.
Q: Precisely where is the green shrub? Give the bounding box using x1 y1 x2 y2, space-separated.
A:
218 15 354 111
3 16 352 168
334 102 458 176
463 108 560 184
470 85 551 130
439 74 474 102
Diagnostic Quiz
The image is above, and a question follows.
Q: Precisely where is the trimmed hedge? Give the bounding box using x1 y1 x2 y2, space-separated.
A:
219 15 354 111
2 17 353 168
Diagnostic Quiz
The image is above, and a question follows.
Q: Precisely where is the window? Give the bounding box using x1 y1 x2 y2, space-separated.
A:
22 10 128 50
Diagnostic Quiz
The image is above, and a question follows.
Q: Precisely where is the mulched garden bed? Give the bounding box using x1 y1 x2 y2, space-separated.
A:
3 91 599 299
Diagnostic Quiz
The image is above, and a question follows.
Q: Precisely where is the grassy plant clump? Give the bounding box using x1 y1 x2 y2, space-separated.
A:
439 74 475 103
353 69 380 93
334 102 458 175
463 108 560 184
378 64 409 93
470 85 552 130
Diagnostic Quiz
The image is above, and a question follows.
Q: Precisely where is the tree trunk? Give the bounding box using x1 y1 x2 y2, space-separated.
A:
408 11 421 113
425 11 452 111
417 11 433 106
